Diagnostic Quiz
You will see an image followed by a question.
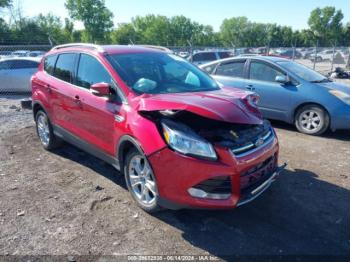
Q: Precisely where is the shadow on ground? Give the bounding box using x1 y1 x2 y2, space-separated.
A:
53 143 350 256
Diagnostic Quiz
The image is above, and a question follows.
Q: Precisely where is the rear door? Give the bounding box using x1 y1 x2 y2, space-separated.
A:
211 59 248 89
246 60 294 121
50 53 79 132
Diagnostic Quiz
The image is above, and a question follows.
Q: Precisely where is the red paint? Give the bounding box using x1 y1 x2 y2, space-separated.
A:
32 45 280 209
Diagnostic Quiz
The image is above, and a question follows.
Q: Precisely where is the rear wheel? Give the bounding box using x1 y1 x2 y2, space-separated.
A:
124 148 161 213
35 110 62 150
295 105 329 135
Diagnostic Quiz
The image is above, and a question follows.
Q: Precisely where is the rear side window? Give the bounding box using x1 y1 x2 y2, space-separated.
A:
53 54 76 83
76 54 111 89
216 61 246 78
44 55 57 75
193 52 217 62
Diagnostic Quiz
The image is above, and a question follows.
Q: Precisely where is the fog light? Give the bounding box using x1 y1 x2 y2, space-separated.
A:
188 188 231 200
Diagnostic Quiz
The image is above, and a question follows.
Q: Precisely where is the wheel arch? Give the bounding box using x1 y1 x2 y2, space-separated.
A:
32 101 48 121
117 135 145 175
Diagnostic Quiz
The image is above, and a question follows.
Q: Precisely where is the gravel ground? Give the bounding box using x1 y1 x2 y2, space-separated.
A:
0 91 349 259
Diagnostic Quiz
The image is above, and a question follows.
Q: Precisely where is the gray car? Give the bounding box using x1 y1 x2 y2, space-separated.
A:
0 57 40 93
200 56 350 135
188 50 234 65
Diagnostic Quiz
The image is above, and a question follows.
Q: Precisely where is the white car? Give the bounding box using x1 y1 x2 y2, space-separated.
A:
310 50 338 62
0 57 40 93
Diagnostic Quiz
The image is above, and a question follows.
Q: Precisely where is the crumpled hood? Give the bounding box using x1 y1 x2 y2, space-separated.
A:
318 81 350 94
134 87 263 125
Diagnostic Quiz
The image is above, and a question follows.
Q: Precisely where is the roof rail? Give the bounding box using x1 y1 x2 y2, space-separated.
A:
50 43 104 52
134 45 173 53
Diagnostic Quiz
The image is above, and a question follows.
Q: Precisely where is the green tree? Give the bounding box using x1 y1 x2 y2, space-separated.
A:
308 6 344 46
0 0 11 8
111 23 138 44
65 0 113 43
34 13 69 44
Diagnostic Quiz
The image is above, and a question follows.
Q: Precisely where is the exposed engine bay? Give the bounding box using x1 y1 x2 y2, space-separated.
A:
142 110 272 149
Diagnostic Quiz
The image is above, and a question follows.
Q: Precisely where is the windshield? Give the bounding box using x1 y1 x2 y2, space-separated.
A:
277 61 329 83
107 52 220 94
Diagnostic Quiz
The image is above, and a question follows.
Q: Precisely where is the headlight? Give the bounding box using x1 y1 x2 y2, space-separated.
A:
329 90 350 105
161 119 217 160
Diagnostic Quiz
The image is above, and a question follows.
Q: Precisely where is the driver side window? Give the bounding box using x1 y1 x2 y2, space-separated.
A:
249 61 285 83
76 54 112 89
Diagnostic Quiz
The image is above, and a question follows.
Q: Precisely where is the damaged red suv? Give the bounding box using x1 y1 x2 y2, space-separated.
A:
32 44 285 212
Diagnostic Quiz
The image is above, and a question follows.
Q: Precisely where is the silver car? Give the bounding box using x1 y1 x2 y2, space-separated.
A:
0 57 40 93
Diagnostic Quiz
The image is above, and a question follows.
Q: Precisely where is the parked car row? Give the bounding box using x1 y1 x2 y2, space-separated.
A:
0 50 46 60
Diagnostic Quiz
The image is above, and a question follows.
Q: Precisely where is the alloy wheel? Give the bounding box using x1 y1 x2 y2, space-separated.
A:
128 155 157 206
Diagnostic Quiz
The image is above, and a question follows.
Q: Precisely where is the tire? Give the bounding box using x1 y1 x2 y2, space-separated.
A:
35 110 63 150
124 148 161 213
317 56 323 62
295 105 329 135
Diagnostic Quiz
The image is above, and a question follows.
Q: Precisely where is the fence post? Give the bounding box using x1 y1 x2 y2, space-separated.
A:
313 41 318 70
347 47 350 69
331 44 336 73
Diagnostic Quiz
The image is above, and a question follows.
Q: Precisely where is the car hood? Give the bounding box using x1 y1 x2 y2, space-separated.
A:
134 87 263 125
318 81 350 94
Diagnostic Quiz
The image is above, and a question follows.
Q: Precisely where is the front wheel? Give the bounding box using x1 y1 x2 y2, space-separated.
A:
124 149 161 213
295 105 329 135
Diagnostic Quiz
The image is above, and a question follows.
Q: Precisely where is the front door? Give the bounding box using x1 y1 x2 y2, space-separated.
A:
72 53 123 156
246 60 294 121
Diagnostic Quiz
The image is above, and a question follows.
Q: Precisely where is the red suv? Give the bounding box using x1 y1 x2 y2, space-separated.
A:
32 44 285 212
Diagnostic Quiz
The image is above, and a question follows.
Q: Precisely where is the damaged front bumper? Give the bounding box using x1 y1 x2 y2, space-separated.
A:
148 133 281 210
237 163 287 207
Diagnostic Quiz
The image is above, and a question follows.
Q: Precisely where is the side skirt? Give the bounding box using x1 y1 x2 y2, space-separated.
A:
53 125 120 171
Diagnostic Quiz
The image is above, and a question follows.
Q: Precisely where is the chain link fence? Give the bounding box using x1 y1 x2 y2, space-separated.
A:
0 44 349 95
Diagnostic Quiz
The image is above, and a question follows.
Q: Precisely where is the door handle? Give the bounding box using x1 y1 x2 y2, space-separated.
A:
73 95 81 105
45 84 52 93
245 84 255 91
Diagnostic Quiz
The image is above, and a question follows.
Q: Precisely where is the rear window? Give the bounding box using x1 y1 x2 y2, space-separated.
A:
44 55 57 75
192 52 217 62
216 61 246 78
53 54 76 83
218 52 233 59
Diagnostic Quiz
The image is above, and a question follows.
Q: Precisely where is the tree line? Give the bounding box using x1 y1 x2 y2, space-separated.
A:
0 0 349 47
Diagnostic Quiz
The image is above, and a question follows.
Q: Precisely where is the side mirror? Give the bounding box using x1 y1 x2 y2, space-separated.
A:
90 82 110 97
275 75 290 84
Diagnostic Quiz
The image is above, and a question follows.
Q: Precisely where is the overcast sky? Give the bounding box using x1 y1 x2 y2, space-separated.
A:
6 0 350 31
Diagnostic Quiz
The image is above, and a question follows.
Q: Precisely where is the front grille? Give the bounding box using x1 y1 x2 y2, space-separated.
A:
193 176 231 194
231 128 274 157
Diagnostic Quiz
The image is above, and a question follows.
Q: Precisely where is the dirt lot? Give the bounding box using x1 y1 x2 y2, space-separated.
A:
0 92 349 258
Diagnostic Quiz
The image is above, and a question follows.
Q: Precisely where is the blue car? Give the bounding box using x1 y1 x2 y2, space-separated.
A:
200 56 350 135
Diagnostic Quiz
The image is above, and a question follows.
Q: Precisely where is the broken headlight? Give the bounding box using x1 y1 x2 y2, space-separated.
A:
161 119 217 160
